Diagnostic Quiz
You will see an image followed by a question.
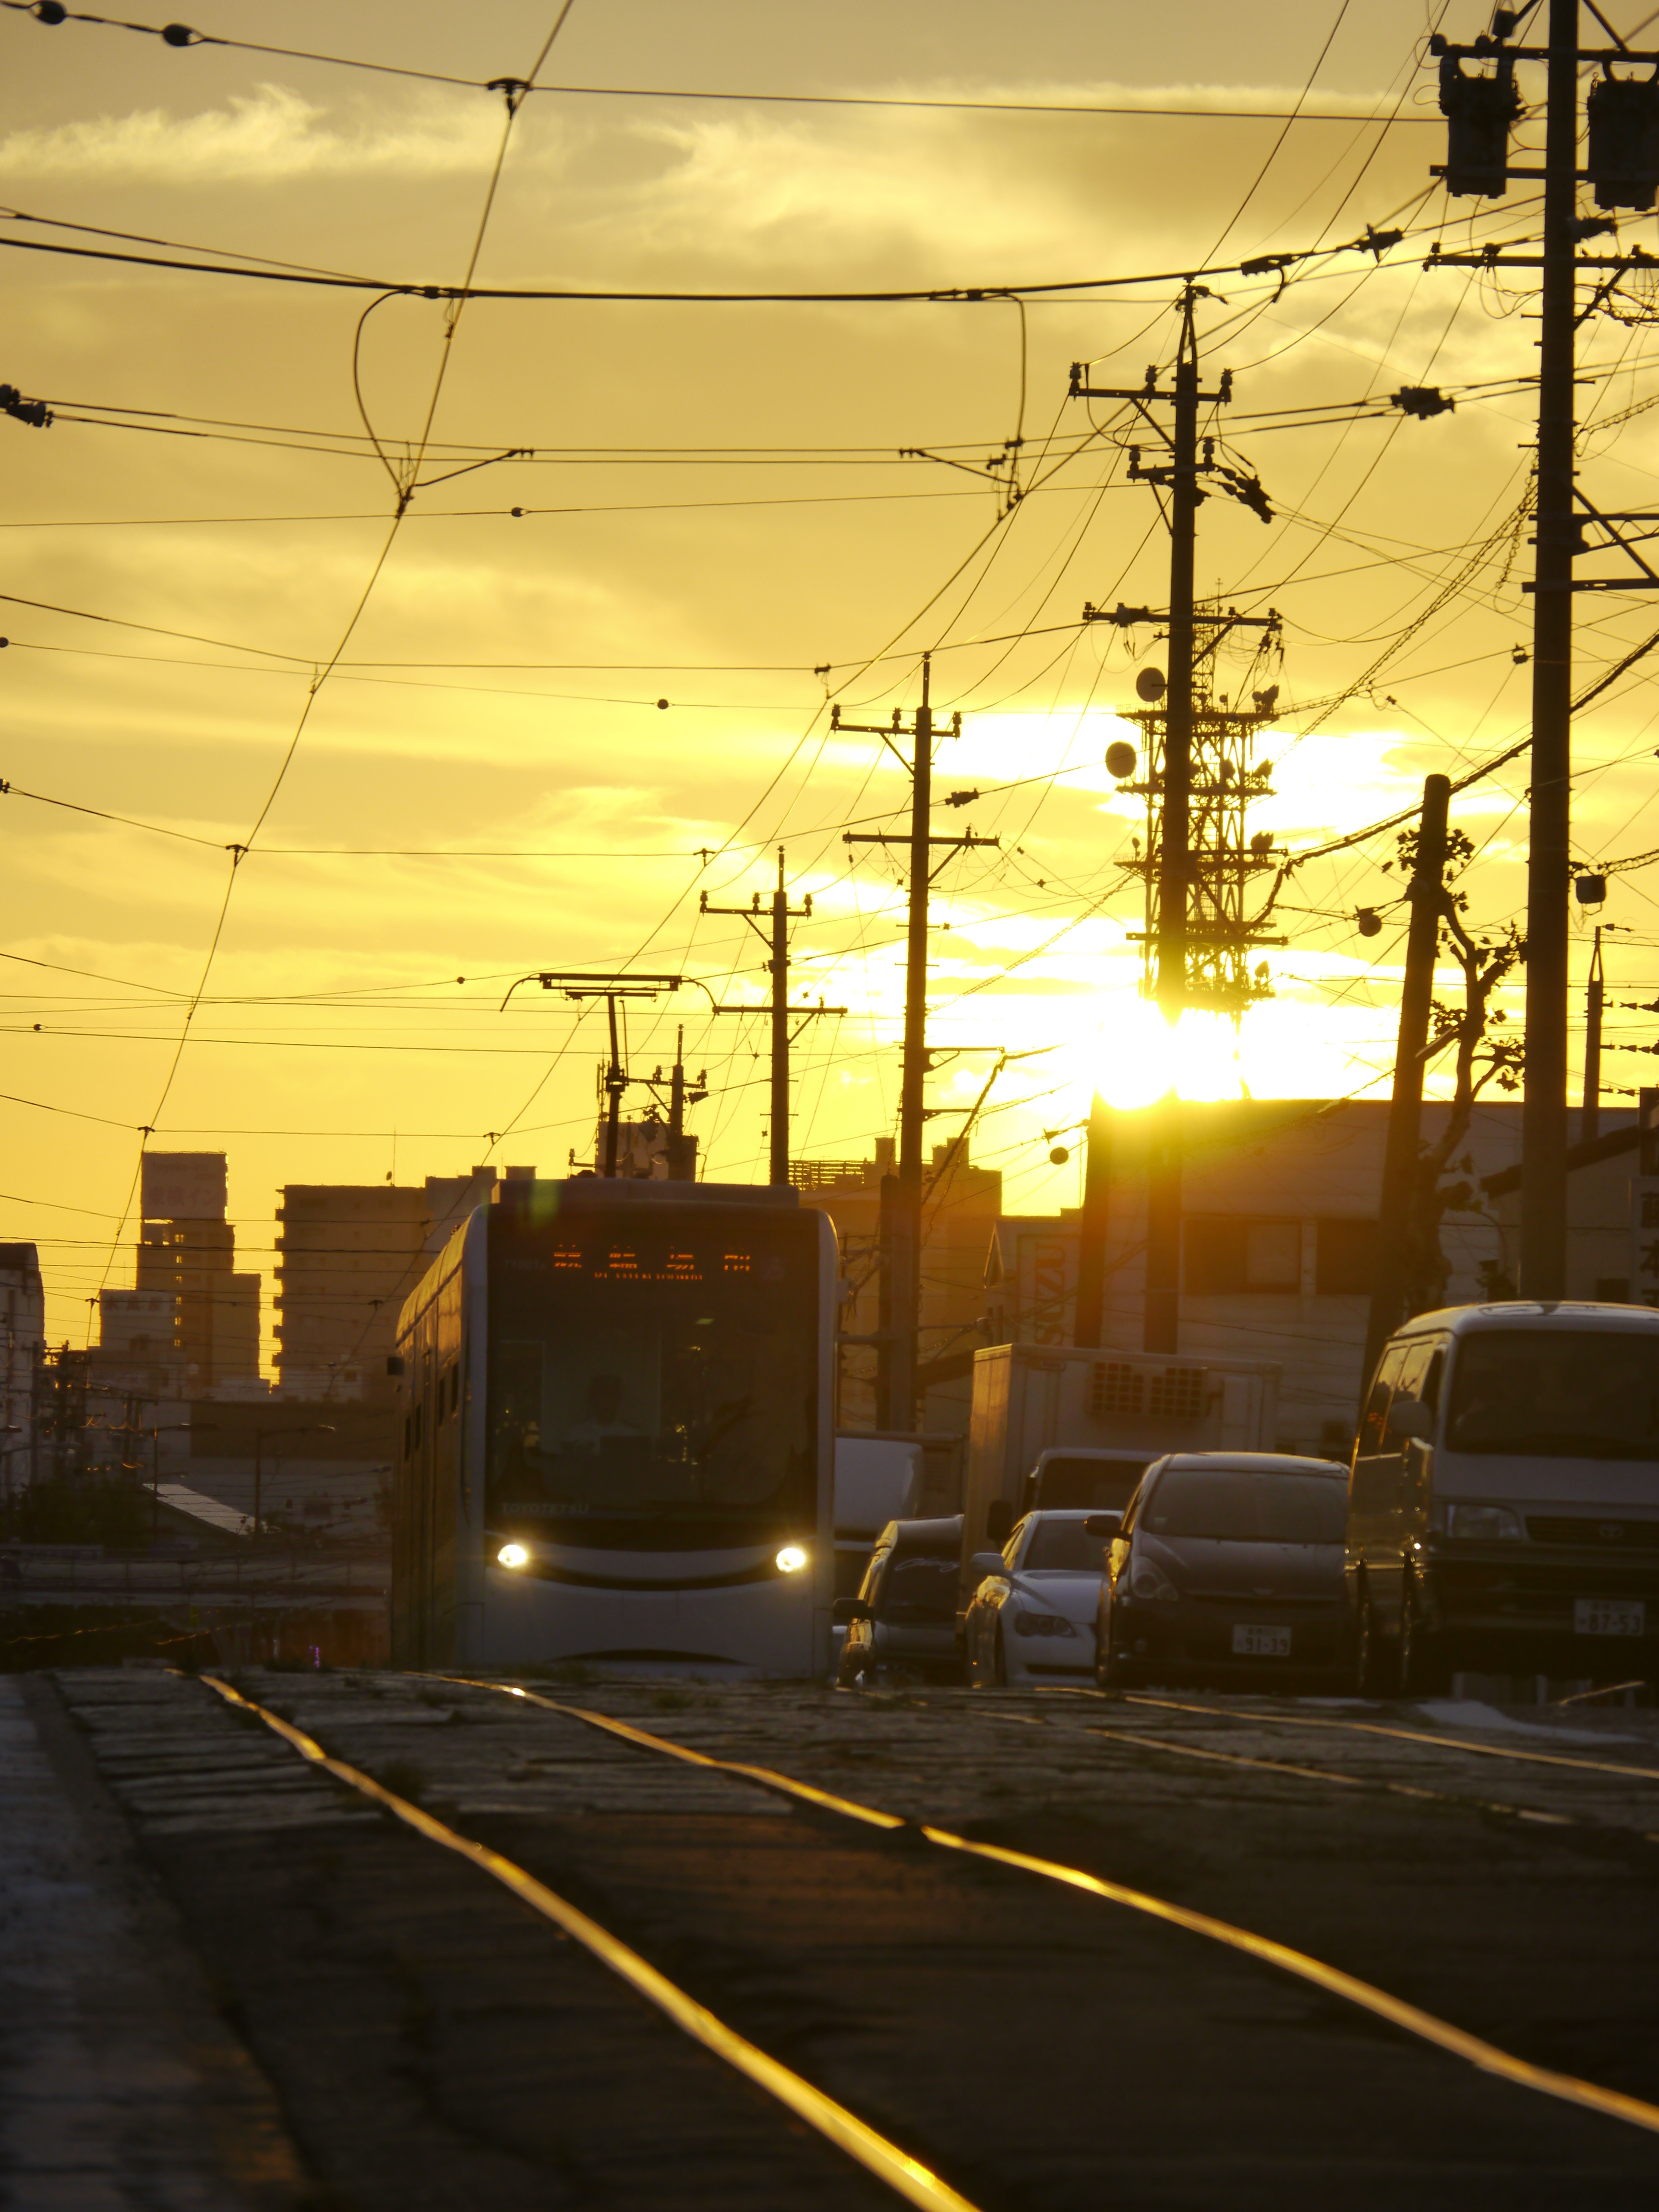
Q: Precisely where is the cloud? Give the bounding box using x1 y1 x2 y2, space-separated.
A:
0 84 504 182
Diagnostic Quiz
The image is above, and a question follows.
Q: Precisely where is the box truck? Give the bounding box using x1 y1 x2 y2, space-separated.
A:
962 1342 1281 1562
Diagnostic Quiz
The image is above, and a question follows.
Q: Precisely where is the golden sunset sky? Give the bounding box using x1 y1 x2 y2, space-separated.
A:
5 0 1659 1362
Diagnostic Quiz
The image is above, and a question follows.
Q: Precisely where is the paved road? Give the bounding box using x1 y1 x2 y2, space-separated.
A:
7 1666 1659 2210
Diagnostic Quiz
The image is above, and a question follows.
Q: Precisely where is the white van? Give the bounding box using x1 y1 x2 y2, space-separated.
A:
1349 1301 1659 1692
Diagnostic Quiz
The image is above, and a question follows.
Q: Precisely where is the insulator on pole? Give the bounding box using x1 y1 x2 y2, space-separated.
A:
1438 52 1522 197
1587 71 1659 211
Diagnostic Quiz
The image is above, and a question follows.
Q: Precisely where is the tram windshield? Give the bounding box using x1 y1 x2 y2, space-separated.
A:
487 1206 819 1549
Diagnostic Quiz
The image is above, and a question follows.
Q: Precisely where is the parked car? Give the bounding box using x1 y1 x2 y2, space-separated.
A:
963 1509 1122 1688
1096 1454 1349 1689
835 1515 963 1686
1350 1301 1659 1692
1016 1446 1156 1521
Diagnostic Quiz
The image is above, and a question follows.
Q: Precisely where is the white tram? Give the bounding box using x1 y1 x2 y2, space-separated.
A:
390 1177 837 1676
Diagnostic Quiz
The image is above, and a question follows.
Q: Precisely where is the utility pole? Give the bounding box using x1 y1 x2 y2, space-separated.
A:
499 971 682 1176
1582 924 1604 1142
1071 298 1274 1353
1362 774 1451 1403
1431 1 1659 1293
1073 1092 1112 1349
1521 0 1581 1295
837 659 998 1426
644 1028 707 1180
701 850 819 1186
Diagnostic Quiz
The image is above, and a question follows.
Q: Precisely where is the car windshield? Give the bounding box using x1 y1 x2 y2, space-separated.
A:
1142 1468 1346 1543
878 1553 958 1621
1445 1328 1659 1460
1036 1456 1149 1510
1023 1519 1111 1571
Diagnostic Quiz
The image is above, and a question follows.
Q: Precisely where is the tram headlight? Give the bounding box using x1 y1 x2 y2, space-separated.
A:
497 1542 530 1570
775 1544 809 1575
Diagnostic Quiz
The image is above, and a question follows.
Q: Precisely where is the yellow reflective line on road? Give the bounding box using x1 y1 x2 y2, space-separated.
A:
1083 1723 1587 1826
918 1827 1659 2139
197 1676 979 2212
1123 1693 1659 1784
434 1673 1659 2140
440 1674 907 1829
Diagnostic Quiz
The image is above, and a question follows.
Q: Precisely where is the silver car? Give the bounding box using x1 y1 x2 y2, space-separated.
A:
964 1509 1122 1688
1097 1454 1350 1689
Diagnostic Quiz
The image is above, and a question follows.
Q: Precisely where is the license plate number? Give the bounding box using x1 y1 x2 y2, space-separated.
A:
1575 1598 1646 1638
1232 1624 1291 1657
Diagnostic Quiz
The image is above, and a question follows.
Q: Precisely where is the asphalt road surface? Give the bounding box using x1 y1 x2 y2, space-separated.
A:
7 1665 1659 2211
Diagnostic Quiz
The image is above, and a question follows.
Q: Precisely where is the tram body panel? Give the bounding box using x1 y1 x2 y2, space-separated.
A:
393 1181 834 1678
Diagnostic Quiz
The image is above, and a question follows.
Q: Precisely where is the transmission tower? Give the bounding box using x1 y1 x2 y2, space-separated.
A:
1112 605 1289 1015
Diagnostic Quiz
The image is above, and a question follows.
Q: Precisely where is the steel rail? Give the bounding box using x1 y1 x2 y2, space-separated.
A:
196 1674 980 2212
445 1674 1659 2141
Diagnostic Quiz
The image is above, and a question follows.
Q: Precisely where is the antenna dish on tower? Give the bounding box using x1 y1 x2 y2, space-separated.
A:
1135 666 1166 702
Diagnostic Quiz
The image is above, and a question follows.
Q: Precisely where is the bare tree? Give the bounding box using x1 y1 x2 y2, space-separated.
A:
1388 825 1524 1314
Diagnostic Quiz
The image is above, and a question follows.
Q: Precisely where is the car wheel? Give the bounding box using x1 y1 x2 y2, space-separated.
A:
1355 1578 1396 1698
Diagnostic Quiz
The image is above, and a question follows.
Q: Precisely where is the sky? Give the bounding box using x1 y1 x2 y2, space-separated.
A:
6 0 1659 1365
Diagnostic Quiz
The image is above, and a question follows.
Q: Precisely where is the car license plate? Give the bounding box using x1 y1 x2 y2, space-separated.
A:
1575 1598 1646 1637
1232 1624 1291 1658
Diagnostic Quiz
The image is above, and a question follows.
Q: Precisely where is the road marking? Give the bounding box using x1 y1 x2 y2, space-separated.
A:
1122 1693 1659 1784
447 1673 1659 2141
197 1675 978 2212
1082 1722 1586 1827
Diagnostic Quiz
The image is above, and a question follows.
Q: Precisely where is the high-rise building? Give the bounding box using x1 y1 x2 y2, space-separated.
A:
94 1153 260 1398
274 1165 533 1398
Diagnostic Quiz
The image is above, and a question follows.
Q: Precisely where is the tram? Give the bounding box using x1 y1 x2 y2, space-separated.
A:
390 1177 836 1676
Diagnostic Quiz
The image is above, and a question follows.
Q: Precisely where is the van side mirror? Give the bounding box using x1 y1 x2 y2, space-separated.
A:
1389 1395 1433 1442
385 1355 405 1378
985 1498 1013 1545
832 1597 871 1627
1083 1513 1122 1539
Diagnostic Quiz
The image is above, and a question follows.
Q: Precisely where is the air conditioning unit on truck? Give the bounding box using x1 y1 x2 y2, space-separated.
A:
962 1341 1281 1556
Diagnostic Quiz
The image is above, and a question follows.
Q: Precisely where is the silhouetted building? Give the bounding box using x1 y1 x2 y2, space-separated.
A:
275 1165 533 1398
91 1153 260 1399
0 1241 44 1492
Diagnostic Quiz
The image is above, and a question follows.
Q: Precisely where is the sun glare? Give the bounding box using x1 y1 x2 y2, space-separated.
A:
1087 998 1250 1110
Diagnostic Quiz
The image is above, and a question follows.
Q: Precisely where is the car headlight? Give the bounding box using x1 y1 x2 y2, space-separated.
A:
496 1542 530 1569
775 1544 809 1574
1130 1554 1181 1602
1012 1611 1077 1638
1443 1503 1525 1542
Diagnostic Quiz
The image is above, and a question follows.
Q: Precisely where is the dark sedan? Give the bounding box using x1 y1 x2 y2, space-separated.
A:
1096 1454 1350 1689
835 1515 963 1687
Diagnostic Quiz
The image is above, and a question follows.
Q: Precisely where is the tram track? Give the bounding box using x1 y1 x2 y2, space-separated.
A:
424 1673 1659 2145
199 1673 979 2212
57 1664 1659 2210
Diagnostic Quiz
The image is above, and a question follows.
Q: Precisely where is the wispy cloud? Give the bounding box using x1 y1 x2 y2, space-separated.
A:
0 85 503 182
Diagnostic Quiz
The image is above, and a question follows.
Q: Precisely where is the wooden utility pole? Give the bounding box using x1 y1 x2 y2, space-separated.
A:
1073 1093 1111 1349
1361 774 1451 1403
838 659 996 1424
1070 289 1242 1353
1431 3 1659 1292
702 854 842 1186
1518 0 1581 1297
1582 926 1604 1142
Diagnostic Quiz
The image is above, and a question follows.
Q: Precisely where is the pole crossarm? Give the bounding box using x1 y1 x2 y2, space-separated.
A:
498 969 680 1010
